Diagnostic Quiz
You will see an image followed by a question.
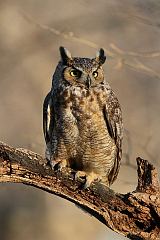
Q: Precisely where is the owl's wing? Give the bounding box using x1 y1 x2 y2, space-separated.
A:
43 91 55 145
103 90 123 185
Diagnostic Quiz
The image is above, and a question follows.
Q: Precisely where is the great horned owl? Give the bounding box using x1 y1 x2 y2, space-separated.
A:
43 47 123 188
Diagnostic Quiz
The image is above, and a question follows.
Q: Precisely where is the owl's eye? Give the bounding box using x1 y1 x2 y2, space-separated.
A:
93 71 98 78
70 69 81 78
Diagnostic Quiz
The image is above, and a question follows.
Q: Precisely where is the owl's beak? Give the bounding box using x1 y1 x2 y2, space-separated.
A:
86 76 91 89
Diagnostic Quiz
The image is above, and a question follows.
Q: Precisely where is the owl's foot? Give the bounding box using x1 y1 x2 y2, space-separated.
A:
75 171 101 189
49 159 67 171
75 171 86 181
84 173 101 189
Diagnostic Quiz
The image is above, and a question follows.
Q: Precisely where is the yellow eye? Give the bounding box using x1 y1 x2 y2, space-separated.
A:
93 71 98 78
70 69 81 78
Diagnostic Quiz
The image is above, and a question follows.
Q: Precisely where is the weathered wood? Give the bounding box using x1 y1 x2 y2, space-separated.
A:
0 141 159 239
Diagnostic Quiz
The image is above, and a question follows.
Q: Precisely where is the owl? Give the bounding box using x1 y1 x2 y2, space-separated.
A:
43 46 123 188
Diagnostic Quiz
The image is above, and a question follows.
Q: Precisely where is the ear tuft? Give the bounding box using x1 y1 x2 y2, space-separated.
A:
59 46 72 65
95 48 106 65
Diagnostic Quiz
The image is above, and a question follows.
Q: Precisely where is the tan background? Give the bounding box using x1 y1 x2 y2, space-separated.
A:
0 0 160 239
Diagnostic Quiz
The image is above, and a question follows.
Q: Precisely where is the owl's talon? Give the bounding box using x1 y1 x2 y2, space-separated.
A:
83 174 101 189
75 171 87 182
49 161 57 170
75 171 101 188
57 160 67 171
84 173 101 189
50 159 67 171
83 178 93 189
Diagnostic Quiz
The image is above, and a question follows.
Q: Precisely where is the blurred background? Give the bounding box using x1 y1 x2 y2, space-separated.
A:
0 0 160 239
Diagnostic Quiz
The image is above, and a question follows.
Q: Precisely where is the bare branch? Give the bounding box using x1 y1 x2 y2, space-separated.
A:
124 58 160 79
126 14 160 30
110 43 160 58
0 141 159 240
21 11 115 57
20 11 160 80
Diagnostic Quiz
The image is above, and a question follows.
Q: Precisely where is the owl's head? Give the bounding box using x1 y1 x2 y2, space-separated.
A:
58 46 106 88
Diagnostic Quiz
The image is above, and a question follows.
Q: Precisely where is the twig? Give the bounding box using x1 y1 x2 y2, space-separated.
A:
124 58 160 79
20 11 160 79
126 14 160 30
110 43 160 58
21 11 114 57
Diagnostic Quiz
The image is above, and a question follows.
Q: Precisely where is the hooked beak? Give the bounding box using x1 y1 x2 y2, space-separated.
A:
86 76 91 89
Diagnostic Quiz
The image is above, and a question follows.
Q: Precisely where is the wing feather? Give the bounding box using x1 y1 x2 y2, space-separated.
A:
43 91 55 145
103 90 123 185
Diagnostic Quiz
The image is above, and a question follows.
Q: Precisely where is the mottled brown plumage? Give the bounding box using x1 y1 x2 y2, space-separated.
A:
43 47 123 188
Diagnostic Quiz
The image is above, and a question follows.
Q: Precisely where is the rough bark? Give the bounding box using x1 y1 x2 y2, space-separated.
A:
0 141 159 240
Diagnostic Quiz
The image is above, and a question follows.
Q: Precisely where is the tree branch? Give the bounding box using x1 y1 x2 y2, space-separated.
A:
21 11 160 80
0 142 159 239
